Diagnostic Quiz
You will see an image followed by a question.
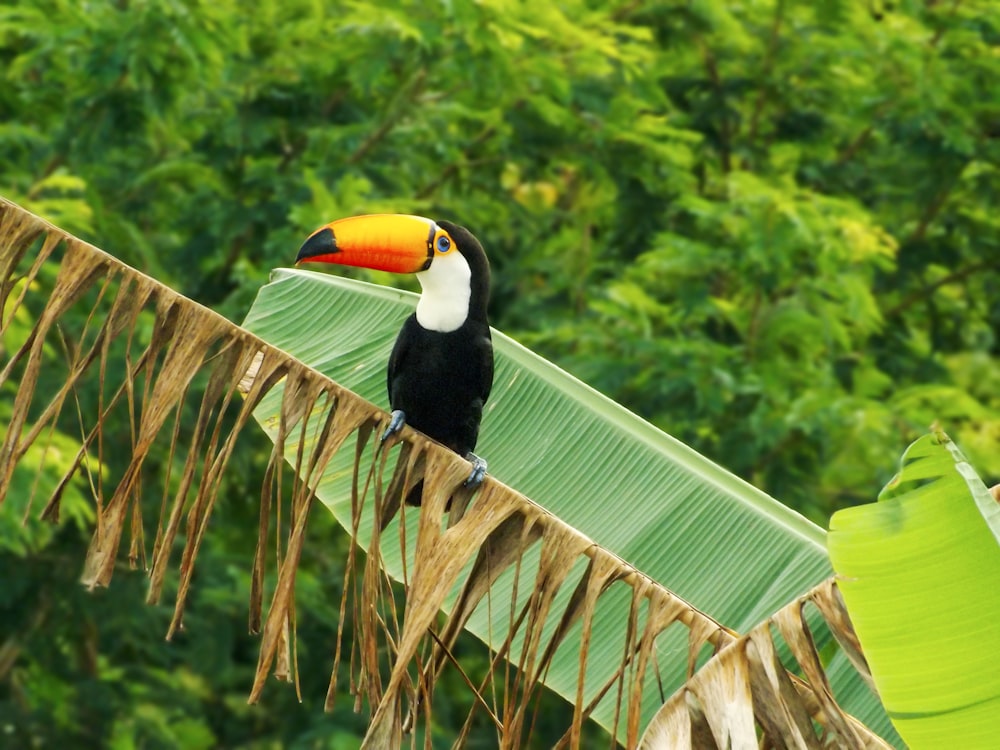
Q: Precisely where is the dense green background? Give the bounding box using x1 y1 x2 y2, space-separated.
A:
1 0 998 746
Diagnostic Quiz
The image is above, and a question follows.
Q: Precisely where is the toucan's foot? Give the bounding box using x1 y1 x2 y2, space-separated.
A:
382 409 406 443
463 452 488 487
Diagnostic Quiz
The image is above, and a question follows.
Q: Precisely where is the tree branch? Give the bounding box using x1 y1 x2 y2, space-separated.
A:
835 0 961 170
930 0 963 47
699 41 732 174
906 163 966 245
883 259 998 320
834 99 896 167
346 67 428 166
416 122 500 199
746 0 785 153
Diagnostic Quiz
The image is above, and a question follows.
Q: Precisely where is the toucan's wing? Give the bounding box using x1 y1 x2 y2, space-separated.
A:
387 313 419 409
478 327 494 405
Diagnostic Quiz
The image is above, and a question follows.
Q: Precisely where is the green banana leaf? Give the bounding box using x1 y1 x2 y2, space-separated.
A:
828 433 1000 749
244 269 895 742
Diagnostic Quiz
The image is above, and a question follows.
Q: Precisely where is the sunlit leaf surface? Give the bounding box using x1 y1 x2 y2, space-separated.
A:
829 433 1000 749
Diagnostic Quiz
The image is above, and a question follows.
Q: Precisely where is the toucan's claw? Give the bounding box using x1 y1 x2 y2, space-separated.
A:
464 452 488 488
382 409 406 443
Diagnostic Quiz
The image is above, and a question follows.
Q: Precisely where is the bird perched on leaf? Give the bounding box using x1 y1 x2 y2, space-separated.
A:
296 214 494 502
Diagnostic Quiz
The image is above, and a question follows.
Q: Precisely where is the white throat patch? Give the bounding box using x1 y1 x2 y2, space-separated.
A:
415 251 472 332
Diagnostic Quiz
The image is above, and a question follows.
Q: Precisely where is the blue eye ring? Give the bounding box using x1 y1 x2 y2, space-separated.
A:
436 234 451 253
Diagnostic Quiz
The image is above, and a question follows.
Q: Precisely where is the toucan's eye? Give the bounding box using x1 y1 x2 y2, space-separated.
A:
436 234 452 253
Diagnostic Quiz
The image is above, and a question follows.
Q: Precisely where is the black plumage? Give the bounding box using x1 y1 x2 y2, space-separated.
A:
386 221 493 458
386 221 493 504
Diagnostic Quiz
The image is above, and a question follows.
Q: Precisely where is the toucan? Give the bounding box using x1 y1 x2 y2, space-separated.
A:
296 214 494 501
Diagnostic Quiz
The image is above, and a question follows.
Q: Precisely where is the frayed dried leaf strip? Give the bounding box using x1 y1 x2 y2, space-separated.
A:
0 202 47 325
433 494 544 741
0 243 112 501
626 585 711 747
640 677 720 750
434 508 543 684
0 237 106 384
685 604 733 682
12 268 115 519
356 442 398 710
267 367 326 497
344 438 420 714
401 497 539 735
363 474 521 747
809 581 874 691
16 274 152 515
249 457 320 703
82 302 228 588
245 373 340 639
351 421 377 530
562 554 625 748
501 525 592 747
690 645 757 750
608 576 645 744
272 368 328 534
327 428 382 713
376 441 418 534
0 231 62 339
638 579 894 750
148 340 252 599
360 444 395 671
639 696 692 750
746 627 820 748
773 601 863 746
0 203 40 281
259 387 367 693
38 337 156 524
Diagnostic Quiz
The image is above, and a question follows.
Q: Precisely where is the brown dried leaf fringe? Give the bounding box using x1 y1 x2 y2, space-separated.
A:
0 198 886 748
639 578 892 750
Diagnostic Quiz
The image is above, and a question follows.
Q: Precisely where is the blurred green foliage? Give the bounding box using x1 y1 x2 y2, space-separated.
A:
1 0 998 746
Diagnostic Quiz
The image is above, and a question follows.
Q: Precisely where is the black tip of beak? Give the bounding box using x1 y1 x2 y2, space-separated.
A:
296 227 337 264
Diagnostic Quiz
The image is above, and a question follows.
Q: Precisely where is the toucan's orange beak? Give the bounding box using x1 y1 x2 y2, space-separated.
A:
296 214 438 274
